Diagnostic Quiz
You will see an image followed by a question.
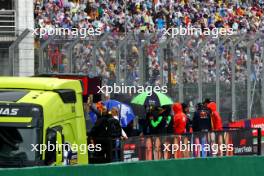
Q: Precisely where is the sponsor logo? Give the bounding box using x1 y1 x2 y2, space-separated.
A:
0 108 19 116
234 146 253 154
240 139 247 146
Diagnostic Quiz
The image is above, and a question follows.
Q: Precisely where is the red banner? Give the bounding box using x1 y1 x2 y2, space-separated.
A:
228 117 264 136
250 117 264 136
228 120 245 128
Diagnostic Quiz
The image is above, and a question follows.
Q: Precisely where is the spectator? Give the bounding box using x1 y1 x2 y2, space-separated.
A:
192 103 212 132
89 104 122 163
207 102 223 131
111 107 128 140
106 108 122 162
138 105 154 135
172 102 187 135
89 103 111 163
34 0 264 85
162 105 173 134
51 47 62 72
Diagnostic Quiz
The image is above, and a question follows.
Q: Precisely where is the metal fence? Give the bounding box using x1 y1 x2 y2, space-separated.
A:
3 30 264 123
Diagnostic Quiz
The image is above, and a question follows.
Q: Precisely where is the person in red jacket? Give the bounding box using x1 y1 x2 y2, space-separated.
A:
173 103 187 134
207 102 223 131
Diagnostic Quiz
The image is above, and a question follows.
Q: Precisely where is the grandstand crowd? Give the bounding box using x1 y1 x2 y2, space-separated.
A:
34 0 264 86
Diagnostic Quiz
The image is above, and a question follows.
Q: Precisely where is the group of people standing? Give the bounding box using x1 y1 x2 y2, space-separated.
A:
140 99 223 136
87 97 223 163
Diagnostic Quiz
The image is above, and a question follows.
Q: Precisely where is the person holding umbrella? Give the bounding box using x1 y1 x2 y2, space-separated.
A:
131 91 173 135
149 106 172 135
148 107 167 135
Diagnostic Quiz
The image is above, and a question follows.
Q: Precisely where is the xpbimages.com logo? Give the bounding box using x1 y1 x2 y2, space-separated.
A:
162 26 234 38
32 27 102 38
163 141 234 155
31 141 102 155
97 83 168 96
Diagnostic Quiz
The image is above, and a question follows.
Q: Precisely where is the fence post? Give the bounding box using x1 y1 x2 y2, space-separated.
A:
139 38 146 86
216 39 220 112
8 29 30 76
257 128 262 155
197 38 209 103
248 34 262 119
116 43 121 85
230 35 246 121
9 44 14 76
159 38 171 87
39 35 55 73
216 37 228 112
159 46 164 86
39 45 43 74
178 41 183 102
92 41 97 77
167 40 172 95
247 44 252 119
68 38 80 73
231 41 236 121
261 45 264 116
198 48 202 102
116 36 125 85
124 38 128 85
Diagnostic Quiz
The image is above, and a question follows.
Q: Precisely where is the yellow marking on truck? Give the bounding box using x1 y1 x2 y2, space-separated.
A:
0 117 32 123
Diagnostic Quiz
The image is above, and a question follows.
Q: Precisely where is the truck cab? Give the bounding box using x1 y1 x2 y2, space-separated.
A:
0 77 88 167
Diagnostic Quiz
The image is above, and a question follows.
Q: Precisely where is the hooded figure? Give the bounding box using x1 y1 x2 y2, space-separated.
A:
207 102 223 131
173 103 187 134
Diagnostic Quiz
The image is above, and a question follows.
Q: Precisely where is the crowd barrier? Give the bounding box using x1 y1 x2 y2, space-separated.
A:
0 156 264 176
88 128 262 163
122 128 262 162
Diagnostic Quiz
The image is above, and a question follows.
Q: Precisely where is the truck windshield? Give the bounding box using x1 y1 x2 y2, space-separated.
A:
0 127 39 163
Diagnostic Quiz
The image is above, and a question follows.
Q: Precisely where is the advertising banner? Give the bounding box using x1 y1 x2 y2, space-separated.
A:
123 129 258 162
228 117 264 136
232 130 254 155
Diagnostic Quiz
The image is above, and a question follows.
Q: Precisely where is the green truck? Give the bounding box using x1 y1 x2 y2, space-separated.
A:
0 76 97 167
